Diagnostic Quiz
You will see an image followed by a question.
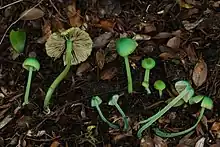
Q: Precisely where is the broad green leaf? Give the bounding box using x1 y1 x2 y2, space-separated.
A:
9 30 26 53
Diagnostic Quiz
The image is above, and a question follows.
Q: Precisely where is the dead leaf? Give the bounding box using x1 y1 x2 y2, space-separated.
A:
211 122 220 138
152 32 172 39
167 36 181 50
99 20 115 32
159 52 176 60
100 67 118 80
153 136 168 147
182 18 204 31
76 62 91 76
132 34 151 41
140 136 154 147
195 137 205 147
20 8 44 20
184 44 198 64
177 0 193 9
172 30 182 37
37 20 51 44
52 14 65 32
50 141 60 147
96 49 105 69
0 115 13 129
192 59 207 87
93 32 113 48
67 0 83 27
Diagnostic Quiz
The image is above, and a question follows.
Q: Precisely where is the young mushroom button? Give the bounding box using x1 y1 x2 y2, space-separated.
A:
116 38 138 94
22 57 40 105
154 80 166 97
141 58 156 94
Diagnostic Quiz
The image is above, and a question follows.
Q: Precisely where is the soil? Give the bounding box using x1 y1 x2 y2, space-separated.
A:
0 0 220 147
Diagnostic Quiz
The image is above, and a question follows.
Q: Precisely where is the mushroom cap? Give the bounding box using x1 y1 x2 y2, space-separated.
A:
154 80 166 91
116 37 137 57
22 57 40 71
201 96 213 110
108 94 119 106
188 95 204 105
141 58 156 69
91 96 102 107
45 27 93 65
175 80 194 102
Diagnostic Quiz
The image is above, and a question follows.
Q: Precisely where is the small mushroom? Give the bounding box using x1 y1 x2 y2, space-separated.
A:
154 80 166 97
116 37 138 93
141 58 156 94
108 94 129 131
137 80 194 138
91 96 119 129
22 57 40 105
154 96 213 137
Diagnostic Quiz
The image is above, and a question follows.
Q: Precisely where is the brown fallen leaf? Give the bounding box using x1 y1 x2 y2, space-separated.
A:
192 59 207 87
52 14 65 32
167 36 181 51
140 135 154 147
93 32 113 48
100 67 118 80
159 52 176 60
76 62 92 76
152 32 172 39
132 34 151 41
153 135 168 147
36 20 52 44
184 43 198 64
20 8 44 20
67 0 83 27
195 137 205 147
50 140 60 147
96 49 105 69
211 121 220 138
99 20 115 32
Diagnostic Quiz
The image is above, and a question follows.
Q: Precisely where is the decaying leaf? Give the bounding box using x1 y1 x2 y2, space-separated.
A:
52 14 65 32
192 59 207 87
93 32 113 48
152 32 172 39
100 67 118 80
140 135 154 147
96 49 105 69
45 27 93 65
184 43 198 64
67 0 83 27
132 34 151 41
76 62 92 76
50 140 60 147
176 0 193 9
195 137 205 147
37 20 52 44
153 136 168 147
182 18 204 31
20 8 44 20
99 20 115 32
167 36 181 50
211 122 220 138
159 52 176 60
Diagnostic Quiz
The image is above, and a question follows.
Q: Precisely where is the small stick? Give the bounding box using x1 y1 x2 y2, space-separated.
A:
0 0 23 10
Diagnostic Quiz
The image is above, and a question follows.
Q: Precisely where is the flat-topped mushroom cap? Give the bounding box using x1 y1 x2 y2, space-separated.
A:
45 27 93 65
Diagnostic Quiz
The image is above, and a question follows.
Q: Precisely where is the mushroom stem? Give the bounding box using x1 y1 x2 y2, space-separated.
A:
124 56 133 93
44 40 72 109
137 88 188 138
143 69 150 94
23 67 33 105
114 102 129 131
153 107 205 137
95 105 119 129
159 91 162 98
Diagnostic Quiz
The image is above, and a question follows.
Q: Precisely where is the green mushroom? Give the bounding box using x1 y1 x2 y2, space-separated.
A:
153 96 213 137
116 38 138 94
108 94 129 131
141 58 156 94
154 80 166 97
91 96 119 129
137 80 194 138
22 57 40 105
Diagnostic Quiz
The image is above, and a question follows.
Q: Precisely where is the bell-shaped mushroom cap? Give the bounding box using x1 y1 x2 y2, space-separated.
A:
154 80 166 91
175 80 194 102
201 96 213 110
45 32 66 60
141 58 156 69
22 57 40 71
45 27 93 65
91 96 102 107
116 37 137 57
